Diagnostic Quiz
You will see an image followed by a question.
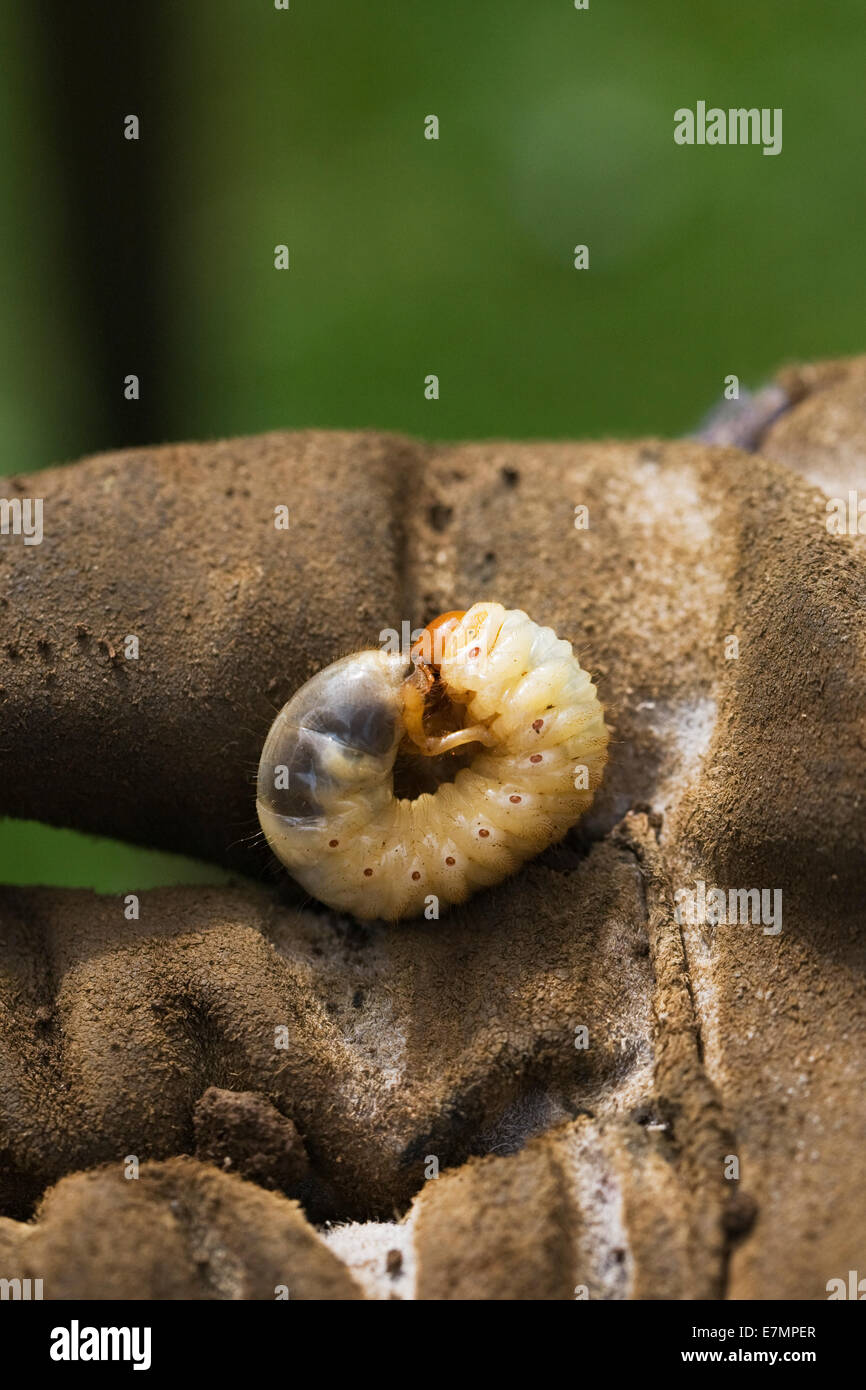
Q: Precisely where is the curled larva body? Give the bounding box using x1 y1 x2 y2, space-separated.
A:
257 603 609 921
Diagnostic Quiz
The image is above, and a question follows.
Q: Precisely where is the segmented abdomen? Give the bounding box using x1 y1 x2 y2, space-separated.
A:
257 604 608 920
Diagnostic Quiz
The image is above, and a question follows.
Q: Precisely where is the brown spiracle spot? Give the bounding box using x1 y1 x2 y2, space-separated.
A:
509 795 521 804
445 856 455 866
329 839 339 848
363 868 373 877
478 828 490 838
532 719 544 732
530 754 542 764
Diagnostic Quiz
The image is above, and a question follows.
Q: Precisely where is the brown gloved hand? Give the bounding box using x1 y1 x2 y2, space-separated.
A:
1 357 864 1298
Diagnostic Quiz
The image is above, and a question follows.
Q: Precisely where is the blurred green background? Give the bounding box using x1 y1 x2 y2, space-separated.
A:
1 0 864 890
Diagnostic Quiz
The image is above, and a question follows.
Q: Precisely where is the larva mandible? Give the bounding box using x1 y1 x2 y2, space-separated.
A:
256 602 609 921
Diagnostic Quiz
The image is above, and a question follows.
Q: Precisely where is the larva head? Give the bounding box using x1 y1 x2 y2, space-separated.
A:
257 650 407 833
400 611 468 754
409 610 466 673
399 605 509 756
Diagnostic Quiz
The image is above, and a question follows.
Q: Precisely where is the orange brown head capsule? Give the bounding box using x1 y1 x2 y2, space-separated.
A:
410 610 466 673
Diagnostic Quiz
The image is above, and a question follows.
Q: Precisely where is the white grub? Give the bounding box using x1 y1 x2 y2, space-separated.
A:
257 603 609 921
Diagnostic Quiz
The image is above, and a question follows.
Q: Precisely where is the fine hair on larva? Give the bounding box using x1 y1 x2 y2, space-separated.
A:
256 602 610 921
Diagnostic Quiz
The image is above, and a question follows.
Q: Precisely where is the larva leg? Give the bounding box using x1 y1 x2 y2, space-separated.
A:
421 724 496 755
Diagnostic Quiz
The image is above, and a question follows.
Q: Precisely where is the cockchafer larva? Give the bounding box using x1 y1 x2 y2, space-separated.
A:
256 602 609 921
